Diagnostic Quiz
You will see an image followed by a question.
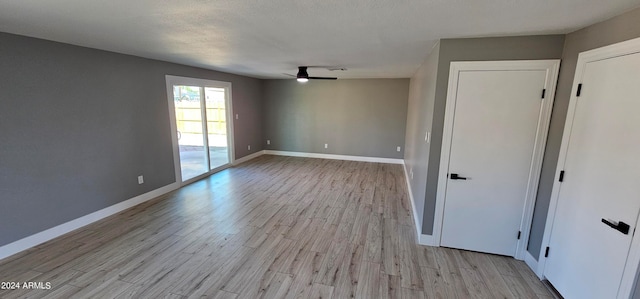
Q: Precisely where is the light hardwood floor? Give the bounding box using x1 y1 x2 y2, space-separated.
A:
0 155 553 298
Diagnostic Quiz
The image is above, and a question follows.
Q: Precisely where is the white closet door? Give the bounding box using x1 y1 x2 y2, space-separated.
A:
544 50 640 299
441 68 547 256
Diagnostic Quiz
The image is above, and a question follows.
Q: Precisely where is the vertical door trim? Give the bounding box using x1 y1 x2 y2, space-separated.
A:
224 85 236 165
433 60 560 260
537 37 640 299
199 86 212 172
165 75 235 186
166 77 182 185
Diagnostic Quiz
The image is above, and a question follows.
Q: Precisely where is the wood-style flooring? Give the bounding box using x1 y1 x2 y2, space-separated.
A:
0 155 553 298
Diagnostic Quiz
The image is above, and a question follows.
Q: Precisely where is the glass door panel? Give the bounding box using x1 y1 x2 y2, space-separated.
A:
173 85 208 181
205 87 230 170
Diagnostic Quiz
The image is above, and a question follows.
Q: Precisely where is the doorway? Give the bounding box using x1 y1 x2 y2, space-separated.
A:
166 76 234 184
434 60 560 259
540 37 640 299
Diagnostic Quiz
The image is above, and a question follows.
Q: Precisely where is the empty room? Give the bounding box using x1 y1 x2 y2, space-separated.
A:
2 1 640 298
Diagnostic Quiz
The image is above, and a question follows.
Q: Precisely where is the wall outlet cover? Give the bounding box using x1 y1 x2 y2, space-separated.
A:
137 175 144 184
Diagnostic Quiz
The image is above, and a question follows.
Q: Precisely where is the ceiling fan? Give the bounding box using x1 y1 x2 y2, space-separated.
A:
287 66 344 82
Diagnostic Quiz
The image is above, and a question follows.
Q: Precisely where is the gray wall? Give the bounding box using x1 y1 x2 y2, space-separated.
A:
528 7 640 260
263 79 409 159
0 32 263 247
421 35 566 234
404 43 440 230
635 259 640 299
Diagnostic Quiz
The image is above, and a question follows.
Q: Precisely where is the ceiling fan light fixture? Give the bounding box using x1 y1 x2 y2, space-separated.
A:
296 66 309 83
292 66 338 81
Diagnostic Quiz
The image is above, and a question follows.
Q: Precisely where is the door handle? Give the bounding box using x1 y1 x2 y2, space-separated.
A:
450 173 468 180
601 218 630 235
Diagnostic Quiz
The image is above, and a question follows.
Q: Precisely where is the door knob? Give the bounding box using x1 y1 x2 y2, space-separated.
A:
601 218 630 235
450 173 468 180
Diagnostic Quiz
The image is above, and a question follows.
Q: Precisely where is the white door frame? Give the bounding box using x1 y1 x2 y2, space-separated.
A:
537 37 640 299
165 75 235 186
433 60 560 260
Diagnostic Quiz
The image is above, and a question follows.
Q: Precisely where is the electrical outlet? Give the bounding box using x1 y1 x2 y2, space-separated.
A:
425 131 431 143
267 140 271 145
248 145 251 150
137 175 144 185
324 143 328 149
235 114 239 120
410 170 414 180
397 146 401 152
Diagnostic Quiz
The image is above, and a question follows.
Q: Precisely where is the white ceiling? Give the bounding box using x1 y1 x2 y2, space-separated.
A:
1 1 639 79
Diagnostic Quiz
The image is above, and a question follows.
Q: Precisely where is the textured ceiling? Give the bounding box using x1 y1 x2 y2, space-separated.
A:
0 0 639 79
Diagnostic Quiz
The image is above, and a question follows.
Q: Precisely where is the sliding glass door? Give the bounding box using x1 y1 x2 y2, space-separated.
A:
173 85 208 180
205 87 230 170
167 76 234 184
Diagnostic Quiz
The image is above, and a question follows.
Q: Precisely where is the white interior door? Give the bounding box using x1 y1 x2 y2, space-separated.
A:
440 63 554 256
544 49 640 299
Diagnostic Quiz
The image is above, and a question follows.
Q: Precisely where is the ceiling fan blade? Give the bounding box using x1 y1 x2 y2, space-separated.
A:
305 66 347 71
309 76 337 80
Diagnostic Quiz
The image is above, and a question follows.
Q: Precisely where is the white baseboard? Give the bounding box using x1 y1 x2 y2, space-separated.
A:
233 150 265 165
402 161 438 247
0 182 180 261
403 162 424 242
418 234 438 246
525 251 543 278
264 150 403 164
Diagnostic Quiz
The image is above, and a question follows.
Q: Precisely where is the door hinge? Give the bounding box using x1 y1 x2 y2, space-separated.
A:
576 84 582 97
559 170 565 182
545 247 550 258
541 89 546 99
517 231 521 240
